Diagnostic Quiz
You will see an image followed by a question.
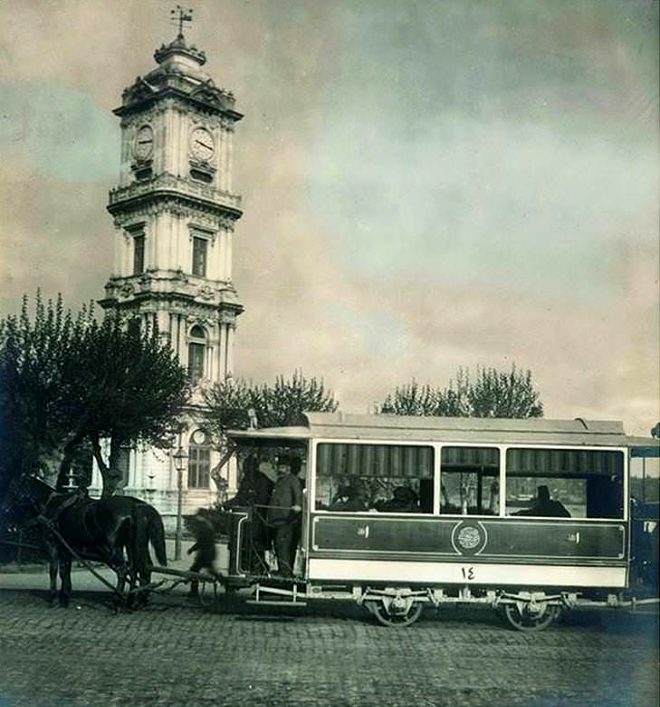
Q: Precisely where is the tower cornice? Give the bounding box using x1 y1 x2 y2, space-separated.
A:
99 288 244 323
114 84 243 122
107 172 242 222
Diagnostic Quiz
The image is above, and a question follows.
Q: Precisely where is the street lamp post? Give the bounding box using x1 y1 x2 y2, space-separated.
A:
172 445 188 561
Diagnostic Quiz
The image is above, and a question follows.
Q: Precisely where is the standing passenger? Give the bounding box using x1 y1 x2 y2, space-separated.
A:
267 455 303 577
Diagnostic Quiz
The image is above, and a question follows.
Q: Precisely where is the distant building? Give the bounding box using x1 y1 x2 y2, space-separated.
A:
89 30 243 524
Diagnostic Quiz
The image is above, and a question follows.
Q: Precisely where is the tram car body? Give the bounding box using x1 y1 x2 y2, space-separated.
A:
220 413 659 629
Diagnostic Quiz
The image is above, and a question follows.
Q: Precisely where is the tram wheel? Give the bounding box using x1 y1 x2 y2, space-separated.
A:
503 602 560 632
366 599 423 627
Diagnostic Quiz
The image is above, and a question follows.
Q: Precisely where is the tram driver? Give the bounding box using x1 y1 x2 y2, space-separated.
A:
267 455 303 577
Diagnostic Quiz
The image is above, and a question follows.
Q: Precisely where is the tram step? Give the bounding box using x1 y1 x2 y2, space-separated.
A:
245 599 308 607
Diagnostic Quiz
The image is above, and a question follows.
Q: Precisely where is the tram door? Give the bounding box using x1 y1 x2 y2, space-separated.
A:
629 447 659 590
225 443 310 579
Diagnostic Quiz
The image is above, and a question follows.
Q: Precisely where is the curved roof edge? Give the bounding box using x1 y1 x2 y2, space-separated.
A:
303 412 625 435
225 412 658 448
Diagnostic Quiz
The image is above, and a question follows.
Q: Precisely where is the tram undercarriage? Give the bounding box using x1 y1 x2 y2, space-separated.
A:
224 569 659 631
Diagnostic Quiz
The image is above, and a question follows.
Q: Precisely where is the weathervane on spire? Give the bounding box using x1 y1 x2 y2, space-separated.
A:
171 5 194 38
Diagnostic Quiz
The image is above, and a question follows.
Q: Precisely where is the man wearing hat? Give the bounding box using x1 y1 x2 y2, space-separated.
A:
267 455 303 577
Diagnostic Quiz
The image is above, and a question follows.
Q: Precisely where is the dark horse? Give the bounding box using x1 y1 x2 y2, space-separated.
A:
6 477 167 608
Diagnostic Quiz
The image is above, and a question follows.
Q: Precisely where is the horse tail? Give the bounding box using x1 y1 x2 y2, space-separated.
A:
145 505 167 568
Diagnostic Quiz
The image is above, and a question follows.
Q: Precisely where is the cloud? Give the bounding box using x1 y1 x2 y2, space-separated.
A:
0 158 112 310
0 0 657 438
0 83 118 182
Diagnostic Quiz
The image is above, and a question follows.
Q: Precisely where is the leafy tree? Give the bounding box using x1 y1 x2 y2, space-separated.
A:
263 372 339 427
62 313 190 496
651 422 660 439
201 377 258 438
0 293 91 499
202 370 339 441
0 292 190 499
436 367 473 416
466 365 543 418
378 364 543 419
380 380 442 416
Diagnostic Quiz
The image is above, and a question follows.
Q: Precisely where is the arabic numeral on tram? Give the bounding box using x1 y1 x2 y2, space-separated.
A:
461 566 475 581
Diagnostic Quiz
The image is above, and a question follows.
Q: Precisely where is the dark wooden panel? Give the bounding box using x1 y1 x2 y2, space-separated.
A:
309 514 626 562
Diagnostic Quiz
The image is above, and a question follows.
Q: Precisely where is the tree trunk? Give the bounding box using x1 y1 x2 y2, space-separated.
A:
91 434 127 498
91 434 113 498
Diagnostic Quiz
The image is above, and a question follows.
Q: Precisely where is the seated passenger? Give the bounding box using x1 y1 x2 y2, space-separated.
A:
374 486 419 513
329 485 367 512
515 485 571 518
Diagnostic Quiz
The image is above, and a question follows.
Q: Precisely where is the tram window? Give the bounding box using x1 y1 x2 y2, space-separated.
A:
315 443 434 513
630 456 660 505
505 448 624 519
440 447 500 516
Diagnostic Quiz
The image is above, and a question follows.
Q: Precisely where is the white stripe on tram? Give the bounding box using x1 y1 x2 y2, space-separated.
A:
307 559 627 588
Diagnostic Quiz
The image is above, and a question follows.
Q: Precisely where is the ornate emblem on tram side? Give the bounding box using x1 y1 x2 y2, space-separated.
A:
458 526 480 549
451 521 488 556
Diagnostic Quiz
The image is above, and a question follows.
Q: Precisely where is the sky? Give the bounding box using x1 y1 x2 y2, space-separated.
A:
0 0 658 435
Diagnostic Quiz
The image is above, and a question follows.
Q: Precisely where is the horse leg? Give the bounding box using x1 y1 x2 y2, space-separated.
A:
129 510 151 609
58 552 72 608
136 562 152 608
124 549 146 609
106 550 131 612
48 545 59 607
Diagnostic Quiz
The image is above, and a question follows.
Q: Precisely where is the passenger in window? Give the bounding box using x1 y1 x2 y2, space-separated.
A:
374 486 419 513
329 484 367 512
515 485 571 518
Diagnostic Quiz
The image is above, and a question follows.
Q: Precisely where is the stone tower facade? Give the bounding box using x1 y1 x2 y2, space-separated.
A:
92 33 243 521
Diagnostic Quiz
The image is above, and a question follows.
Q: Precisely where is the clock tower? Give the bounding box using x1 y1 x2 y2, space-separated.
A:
97 28 243 518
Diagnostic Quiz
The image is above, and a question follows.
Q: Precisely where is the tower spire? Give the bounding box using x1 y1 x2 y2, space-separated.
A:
171 5 194 39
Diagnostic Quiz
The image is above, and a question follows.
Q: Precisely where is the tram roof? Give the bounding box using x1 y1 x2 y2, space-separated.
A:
227 412 659 449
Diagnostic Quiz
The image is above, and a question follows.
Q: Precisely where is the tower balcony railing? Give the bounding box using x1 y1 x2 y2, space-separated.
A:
108 172 241 210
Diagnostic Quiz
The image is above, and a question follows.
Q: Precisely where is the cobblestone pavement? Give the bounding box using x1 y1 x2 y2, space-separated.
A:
0 577 657 707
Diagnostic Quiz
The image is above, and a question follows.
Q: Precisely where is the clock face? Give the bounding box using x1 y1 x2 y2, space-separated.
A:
190 127 215 161
133 125 154 160
191 430 206 445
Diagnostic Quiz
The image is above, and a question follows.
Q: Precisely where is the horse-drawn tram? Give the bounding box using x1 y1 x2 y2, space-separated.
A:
215 412 659 630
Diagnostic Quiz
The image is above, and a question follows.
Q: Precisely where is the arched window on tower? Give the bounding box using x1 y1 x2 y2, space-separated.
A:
188 429 211 489
187 325 207 384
